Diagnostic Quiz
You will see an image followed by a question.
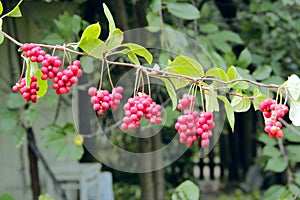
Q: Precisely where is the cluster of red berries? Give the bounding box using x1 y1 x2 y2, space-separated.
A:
175 94 215 148
12 76 39 103
175 110 214 148
177 93 196 111
88 86 124 116
12 44 83 102
53 60 82 94
41 55 62 80
121 92 162 131
22 43 46 63
259 98 289 138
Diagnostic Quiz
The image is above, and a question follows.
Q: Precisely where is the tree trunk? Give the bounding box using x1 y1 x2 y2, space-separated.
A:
27 127 41 200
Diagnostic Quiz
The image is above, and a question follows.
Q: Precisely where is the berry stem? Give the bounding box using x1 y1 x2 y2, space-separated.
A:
146 72 151 97
198 83 205 112
99 59 105 90
133 69 140 97
105 59 114 88
19 56 26 83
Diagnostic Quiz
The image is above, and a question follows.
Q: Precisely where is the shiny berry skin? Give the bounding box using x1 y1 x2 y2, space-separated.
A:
12 76 39 103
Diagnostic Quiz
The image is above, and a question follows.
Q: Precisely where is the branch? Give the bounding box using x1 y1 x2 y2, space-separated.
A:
279 118 300 137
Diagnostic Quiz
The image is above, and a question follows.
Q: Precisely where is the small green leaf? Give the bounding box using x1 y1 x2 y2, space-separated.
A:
265 156 287 173
205 87 219 112
127 51 140 65
205 68 229 82
172 180 200 200
122 43 153 64
78 23 104 58
38 194 54 200
103 3 116 33
0 108 18 133
0 193 14 200
200 23 219 33
162 78 177 110
283 127 300 142
295 173 300 186
218 96 235 132
231 92 251 112
35 69 48 98
7 0 23 17
289 100 300 126
209 31 243 44
30 61 38 76
0 1 3 15
288 184 300 197
285 74 300 100
80 23 101 39
258 133 277 146
168 55 204 89
252 88 267 111
106 28 123 51
227 66 249 89
262 185 286 200
262 145 281 158
164 106 180 127
166 2 200 20
6 93 26 109
237 48 252 68
224 51 236 66
25 58 31 87
252 65 272 80
80 56 95 73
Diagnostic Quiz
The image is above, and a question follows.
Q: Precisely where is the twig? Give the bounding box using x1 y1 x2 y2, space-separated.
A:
277 139 293 185
279 118 300 137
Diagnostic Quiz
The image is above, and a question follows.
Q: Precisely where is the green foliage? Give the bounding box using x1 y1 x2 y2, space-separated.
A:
106 28 123 51
103 3 116 32
38 194 53 200
171 180 199 200
0 193 14 200
36 69 48 98
237 48 252 69
42 123 84 160
252 65 272 81
230 92 251 112
0 108 18 133
166 2 200 20
162 78 177 110
205 88 219 112
0 1 3 16
289 100 300 126
218 95 235 132
252 89 267 111
285 74 300 100
205 68 229 82
262 185 286 200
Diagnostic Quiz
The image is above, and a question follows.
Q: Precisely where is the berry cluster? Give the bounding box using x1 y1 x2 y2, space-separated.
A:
121 93 162 131
175 110 214 148
175 94 215 148
259 98 289 138
12 76 39 103
22 43 46 63
53 60 82 94
177 93 196 111
88 86 124 116
41 55 62 80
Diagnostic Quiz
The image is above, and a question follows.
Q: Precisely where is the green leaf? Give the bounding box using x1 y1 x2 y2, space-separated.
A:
78 23 104 58
6 93 26 109
0 1 3 15
212 40 231 53
205 87 219 112
166 2 200 20
42 123 83 161
265 156 287 173
200 23 219 33
7 0 23 17
283 127 300 142
0 108 18 133
80 56 95 73
288 184 300 197
262 185 286 200
285 74 300 100
163 106 180 127
209 31 243 44
30 61 38 76
289 100 300 126
262 145 281 158
295 173 300 186
205 68 229 82
35 69 48 98
258 133 277 146
25 58 31 87
252 88 267 111
127 51 140 65
237 48 252 68
106 28 123 51
103 3 116 33
38 194 54 200
13 126 26 148
172 180 200 200
122 43 153 64
162 78 177 110
167 55 204 89
286 145 300 157
252 65 272 80
224 51 236 66
227 66 249 89
218 96 235 132
231 92 251 112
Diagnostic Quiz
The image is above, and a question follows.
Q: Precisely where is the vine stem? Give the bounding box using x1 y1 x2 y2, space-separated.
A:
1 30 283 91
105 59 114 88
99 59 105 90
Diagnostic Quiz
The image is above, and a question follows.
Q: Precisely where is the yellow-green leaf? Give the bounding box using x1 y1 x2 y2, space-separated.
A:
106 28 123 51
0 1 3 15
231 93 251 112
7 0 23 17
79 23 101 40
218 95 235 132
103 3 116 33
35 69 48 98
161 78 177 110
122 43 153 64
0 32 4 45
205 68 229 82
